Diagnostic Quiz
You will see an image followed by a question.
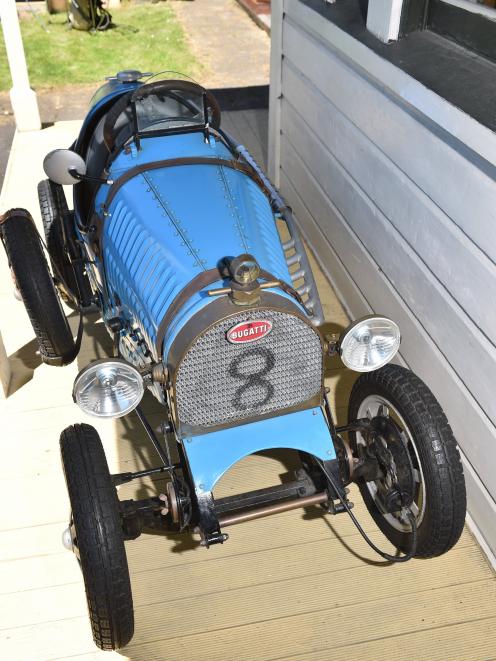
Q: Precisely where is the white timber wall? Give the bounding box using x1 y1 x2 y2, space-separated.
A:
269 0 496 557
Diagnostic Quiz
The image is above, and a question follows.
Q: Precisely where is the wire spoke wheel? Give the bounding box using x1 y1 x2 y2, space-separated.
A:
349 364 466 558
357 394 426 533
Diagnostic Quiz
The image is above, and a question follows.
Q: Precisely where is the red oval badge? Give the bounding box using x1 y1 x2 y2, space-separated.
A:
227 320 273 344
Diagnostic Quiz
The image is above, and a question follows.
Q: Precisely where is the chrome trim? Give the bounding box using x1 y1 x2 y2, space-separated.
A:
168 291 325 436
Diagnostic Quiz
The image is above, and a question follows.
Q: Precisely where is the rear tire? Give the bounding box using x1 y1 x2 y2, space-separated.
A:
349 364 466 558
0 208 77 365
38 179 92 308
60 424 134 650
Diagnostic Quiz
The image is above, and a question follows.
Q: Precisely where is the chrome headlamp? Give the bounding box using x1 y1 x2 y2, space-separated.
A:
339 316 401 372
73 359 144 418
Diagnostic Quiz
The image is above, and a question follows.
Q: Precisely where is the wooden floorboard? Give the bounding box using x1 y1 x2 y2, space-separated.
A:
0 111 495 661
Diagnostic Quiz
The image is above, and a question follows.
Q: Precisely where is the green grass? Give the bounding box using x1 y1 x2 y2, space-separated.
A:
0 4 201 91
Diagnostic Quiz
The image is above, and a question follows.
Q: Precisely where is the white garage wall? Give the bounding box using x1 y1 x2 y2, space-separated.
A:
269 0 496 557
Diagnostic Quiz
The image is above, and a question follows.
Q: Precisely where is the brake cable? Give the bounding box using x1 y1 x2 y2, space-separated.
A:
318 459 418 563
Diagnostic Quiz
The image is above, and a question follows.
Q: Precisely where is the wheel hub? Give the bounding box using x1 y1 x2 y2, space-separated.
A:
166 477 192 530
362 416 415 514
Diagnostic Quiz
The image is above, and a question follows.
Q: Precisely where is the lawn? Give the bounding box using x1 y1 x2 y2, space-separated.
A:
0 3 201 91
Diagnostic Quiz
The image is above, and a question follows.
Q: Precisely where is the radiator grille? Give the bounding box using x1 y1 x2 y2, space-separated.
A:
175 309 322 430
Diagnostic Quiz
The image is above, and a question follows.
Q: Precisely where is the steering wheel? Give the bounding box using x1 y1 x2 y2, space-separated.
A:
103 79 221 153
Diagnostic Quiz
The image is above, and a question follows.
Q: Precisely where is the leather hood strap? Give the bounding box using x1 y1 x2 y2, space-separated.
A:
155 268 313 357
104 157 272 209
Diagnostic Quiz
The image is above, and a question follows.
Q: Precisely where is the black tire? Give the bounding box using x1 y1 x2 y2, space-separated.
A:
60 424 134 650
349 364 466 558
38 179 92 309
0 208 77 365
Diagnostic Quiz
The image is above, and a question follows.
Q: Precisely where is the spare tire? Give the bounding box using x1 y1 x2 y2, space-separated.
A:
0 208 77 366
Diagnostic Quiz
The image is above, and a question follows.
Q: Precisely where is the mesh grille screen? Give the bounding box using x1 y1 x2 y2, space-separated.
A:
175 309 322 430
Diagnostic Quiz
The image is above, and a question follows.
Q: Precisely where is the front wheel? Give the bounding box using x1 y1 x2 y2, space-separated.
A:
349 364 466 558
60 424 134 650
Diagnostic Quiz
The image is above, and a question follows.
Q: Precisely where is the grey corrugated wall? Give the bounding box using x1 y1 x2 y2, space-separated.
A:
269 0 496 556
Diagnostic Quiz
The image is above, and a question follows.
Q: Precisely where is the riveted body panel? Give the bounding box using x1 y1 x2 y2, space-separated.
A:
94 132 293 356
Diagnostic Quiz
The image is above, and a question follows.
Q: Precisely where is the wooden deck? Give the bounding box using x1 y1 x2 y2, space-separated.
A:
0 111 495 661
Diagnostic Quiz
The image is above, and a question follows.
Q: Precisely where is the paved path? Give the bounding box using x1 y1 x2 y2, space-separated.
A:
0 116 15 191
0 84 95 189
172 0 270 88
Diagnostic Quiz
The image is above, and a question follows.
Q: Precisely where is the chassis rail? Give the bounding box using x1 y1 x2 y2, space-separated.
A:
119 474 351 542
217 491 329 528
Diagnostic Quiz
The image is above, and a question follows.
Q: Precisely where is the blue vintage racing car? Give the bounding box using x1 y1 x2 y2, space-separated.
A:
0 72 466 651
